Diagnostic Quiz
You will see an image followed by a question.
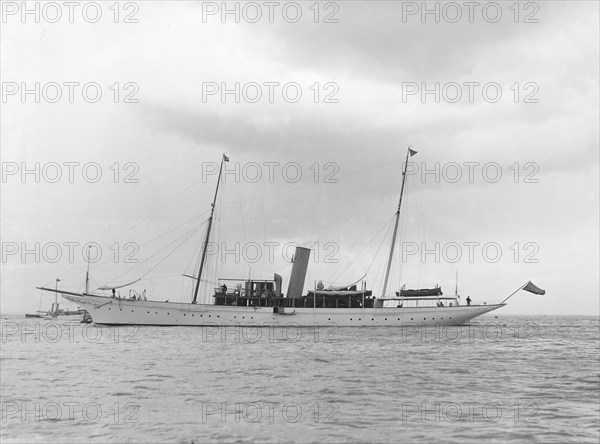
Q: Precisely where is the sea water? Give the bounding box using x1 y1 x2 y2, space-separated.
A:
1 315 598 443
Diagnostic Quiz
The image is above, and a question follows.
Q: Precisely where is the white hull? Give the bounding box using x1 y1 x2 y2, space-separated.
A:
62 293 504 327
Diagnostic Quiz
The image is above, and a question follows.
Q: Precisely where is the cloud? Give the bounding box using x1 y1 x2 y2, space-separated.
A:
1 1 598 315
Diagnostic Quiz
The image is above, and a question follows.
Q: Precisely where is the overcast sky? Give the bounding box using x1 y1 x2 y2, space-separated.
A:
1 1 598 315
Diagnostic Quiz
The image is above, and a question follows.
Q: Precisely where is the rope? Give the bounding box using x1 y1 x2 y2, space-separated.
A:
220 155 406 205
329 214 396 285
106 221 203 284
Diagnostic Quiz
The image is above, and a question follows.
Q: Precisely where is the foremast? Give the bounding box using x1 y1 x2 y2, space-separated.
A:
381 147 417 298
192 154 229 304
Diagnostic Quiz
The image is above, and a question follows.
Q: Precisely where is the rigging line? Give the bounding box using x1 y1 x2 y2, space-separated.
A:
329 214 396 286
57 216 209 284
222 180 322 204
373 215 399 297
336 156 405 180
239 201 248 243
368 216 396 286
220 156 406 205
138 213 210 248
141 258 156 300
397 176 410 289
261 197 266 245
329 162 403 284
128 221 204 266
346 165 402 251
239 201 247 242
128 225 201 282
366 217 396 275
110 176 213 242
105 222 202 284
370 225 393 297
134 229 201 281
79 220 205 282
52 181 212 285
213 188 224 289
137 274 187 281
216 217 247 278
45 245 101 286
184 224 207 275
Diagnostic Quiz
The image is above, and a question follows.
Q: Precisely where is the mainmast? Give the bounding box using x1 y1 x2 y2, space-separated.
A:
381 147 417 298
192 154 228 304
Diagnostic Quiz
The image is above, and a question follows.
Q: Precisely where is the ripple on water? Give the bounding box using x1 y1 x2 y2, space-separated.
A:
1 316 598 443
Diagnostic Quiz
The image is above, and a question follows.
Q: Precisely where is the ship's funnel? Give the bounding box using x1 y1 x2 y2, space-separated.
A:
286 247 311 298
274 273 282 297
